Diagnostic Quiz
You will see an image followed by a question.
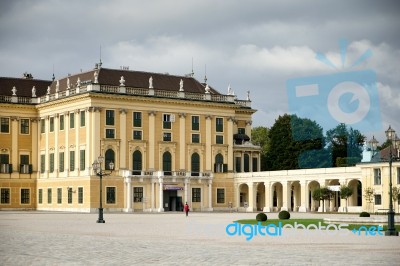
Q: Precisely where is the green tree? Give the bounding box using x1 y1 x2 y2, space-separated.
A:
251 126 270 171
392 187 400 213
325 123 365 167
340 185 353 212
312 187 332 212
265 114 329 170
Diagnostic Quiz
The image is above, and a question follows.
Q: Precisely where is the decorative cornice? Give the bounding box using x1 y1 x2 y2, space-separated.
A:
205 115 213 120
148 110 157 116
119 108 127 114
10 116 19 121
178 112 186 118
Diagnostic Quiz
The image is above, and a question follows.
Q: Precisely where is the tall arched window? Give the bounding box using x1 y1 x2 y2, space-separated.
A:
105 149 115 170
244 154 250 172
132 150 142 175
191 153 200 176
163 151 172 175
214 153 224 173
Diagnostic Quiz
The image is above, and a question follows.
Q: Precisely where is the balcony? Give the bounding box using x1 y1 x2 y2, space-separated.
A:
0 164 12 173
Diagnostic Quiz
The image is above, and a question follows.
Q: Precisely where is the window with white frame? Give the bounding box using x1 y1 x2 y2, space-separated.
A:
20 119 30 134
0 117 10 133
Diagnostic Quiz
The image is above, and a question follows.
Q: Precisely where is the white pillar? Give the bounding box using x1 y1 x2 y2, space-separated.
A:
281 181 290 211
205 115 212 171
148 111 156 169
158 177 164 212
247 182 255 212
151 180 155 212
125 177 132 212
179 113 186 170
263 183 271 212
119 109 127 170
299 181 308 212
207 179 213 211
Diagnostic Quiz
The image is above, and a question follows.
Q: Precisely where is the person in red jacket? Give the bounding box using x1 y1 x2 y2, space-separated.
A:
184 202 190 217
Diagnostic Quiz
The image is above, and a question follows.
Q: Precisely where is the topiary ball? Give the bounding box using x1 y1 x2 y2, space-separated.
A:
256 212 268 222
359 211 370 217
278 210 291 220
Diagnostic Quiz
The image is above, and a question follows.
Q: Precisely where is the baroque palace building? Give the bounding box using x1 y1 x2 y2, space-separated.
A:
1 65 399 213
0 65 260 212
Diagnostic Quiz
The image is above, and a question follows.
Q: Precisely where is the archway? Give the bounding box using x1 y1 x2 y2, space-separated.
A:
348 179 362 207
308 181 320 212
239 183 249 208
256 182 265 211
271 182 282 212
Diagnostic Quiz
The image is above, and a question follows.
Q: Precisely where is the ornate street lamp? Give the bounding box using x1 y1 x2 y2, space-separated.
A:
368 135 379 159
384 125 399 236
92 156 114 223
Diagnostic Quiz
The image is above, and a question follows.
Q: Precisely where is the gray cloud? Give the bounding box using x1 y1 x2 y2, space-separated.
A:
1 0 399 144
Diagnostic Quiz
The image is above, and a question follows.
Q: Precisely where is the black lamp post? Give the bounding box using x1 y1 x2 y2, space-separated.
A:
92 156 114 223
384 126 399 236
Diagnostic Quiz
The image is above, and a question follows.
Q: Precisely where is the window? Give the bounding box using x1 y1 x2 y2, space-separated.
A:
20 154 31 174
0 154 11 173
244 154 250 172
78 187 83 204
40 154 45 173
374 194 382 205
216 117 223 132
80 150 85 170
217 188 225 204
133 130 142 140
134 187 143 202
1 188 10 204
38 189 43 204
235 157 241 172
59 152 64 172
40 119 45 133
191 153 200 176
49 117 54 132
133 112 142 127
70 151 75 171
192 116 199 131
20 119 30 134
57 188 62 204
252 157 258 172
132 150 142 175
374 169 381 185
106 187 116 204
214 153 227 173
192 134 200 143
216 135 224 144
105 149 115 170
59 115 64 130
0 118 10 133
80 111 85 127
106 110 115 125
163 132 171 142
47 188 52 204
68 188 73 204
238 128 245 134
21 189 30 204
163 114 172 129
192 188 201 202
163 151 172 175
106 129 115 138
70 113 75 128
49 153 54 173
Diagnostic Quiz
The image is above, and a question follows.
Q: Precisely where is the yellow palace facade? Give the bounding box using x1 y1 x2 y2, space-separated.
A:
0 66 260 212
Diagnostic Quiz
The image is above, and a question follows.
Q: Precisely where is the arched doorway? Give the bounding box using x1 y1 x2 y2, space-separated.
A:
256 182 265 211
308 181 320 212
239 183 249 209
271 182 282 212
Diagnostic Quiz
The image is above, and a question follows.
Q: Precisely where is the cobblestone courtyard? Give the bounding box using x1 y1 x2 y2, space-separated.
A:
1 211 399 265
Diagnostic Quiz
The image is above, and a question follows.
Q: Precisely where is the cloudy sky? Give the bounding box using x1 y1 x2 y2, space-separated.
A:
1 0 399 144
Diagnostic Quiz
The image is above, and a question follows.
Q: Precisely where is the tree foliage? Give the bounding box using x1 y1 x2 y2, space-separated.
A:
251 126 270 171
312 187 332 212
265 114 329 170
325 123 365 167
340 185 353 212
